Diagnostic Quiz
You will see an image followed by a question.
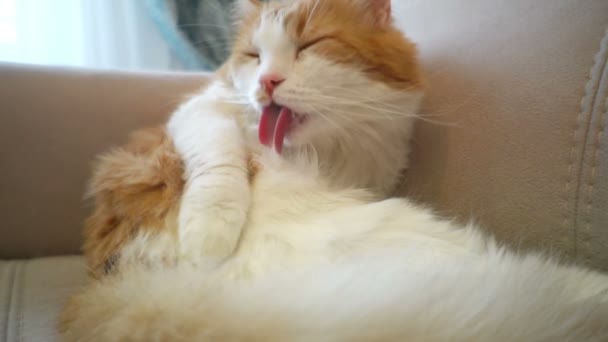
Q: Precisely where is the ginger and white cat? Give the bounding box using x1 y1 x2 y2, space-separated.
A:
61 0 608 341
82 0 424 276
63 141 608 341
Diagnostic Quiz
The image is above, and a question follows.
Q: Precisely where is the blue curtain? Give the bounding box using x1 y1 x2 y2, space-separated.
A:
144 0 236 71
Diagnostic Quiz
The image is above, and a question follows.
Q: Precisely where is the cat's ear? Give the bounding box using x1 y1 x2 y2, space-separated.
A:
373 0 392 25
354 0 392 26
233 0 262 20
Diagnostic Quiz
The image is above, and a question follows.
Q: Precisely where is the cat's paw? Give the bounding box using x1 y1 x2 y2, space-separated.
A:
177 206 245 267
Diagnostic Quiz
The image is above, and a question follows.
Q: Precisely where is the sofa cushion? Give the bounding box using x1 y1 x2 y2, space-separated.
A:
0 257 87 342
396 0 608 271
0 64 209 259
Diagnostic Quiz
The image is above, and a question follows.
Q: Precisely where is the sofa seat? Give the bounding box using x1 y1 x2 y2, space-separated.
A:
0 257 87 342
1 0 607 341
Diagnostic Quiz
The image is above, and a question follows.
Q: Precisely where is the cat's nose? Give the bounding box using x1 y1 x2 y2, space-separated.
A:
260 74 285 97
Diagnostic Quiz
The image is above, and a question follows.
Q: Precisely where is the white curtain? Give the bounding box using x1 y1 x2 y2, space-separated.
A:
0 0 178 70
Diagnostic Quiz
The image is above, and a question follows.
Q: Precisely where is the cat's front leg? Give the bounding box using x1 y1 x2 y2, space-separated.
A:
168 95 250 267
178 159 250 266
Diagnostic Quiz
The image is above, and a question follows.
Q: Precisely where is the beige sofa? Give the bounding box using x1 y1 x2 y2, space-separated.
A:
1 0 607 340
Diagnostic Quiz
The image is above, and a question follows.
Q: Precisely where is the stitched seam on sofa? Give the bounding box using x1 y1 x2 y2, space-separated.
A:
577 27 608 258
565 27 608 258
16 261 25 342
2 262 15 342
564 94 585 257
11 263 23 342
5 262 20 342
583 85 608 264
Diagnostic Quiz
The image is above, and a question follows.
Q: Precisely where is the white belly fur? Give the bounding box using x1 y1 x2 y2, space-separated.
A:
65 153 608 342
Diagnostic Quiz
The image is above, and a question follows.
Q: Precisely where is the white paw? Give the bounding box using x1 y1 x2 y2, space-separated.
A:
177 206 245 267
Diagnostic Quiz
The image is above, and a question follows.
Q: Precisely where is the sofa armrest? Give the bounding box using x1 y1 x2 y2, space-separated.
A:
0 63 210 258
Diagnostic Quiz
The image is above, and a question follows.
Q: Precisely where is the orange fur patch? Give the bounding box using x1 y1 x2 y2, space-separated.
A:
230 0 424 90
83 127 261 278
83 127 185 278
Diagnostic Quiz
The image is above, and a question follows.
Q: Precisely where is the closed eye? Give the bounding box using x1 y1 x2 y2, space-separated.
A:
297 36 333 54
245 52 260 59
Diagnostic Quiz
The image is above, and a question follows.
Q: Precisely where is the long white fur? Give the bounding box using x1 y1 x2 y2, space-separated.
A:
64 154 608 341
167 1 421 265
167 82 251 265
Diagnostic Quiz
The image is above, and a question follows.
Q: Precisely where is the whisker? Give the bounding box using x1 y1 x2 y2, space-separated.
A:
308 102 361 127
293 89 458 127
304 104 351 136
317 84 474 121
304 86 453 117
305 0 321 30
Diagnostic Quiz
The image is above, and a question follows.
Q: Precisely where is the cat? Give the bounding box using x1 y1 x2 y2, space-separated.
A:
60 1 608 340
61 137 608 341
83 0 424 277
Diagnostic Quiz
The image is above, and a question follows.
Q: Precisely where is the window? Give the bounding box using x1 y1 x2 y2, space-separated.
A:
0 0 178 70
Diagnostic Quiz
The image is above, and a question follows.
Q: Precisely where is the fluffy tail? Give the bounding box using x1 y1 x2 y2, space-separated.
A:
82 126 185 278
60 257 608 342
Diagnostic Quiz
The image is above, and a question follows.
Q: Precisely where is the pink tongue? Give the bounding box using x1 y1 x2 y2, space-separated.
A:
259 106 279 147
259 106 292 154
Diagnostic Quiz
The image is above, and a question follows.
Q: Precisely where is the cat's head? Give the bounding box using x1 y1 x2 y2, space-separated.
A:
225 0 424 153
